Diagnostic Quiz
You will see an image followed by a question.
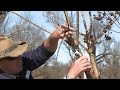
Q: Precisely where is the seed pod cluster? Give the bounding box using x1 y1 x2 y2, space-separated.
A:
93 11 120 41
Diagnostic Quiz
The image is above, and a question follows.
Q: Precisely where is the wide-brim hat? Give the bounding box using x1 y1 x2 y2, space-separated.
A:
0 34 28 59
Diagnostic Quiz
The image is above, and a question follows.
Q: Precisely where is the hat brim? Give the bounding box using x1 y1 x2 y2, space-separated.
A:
7 42 28 58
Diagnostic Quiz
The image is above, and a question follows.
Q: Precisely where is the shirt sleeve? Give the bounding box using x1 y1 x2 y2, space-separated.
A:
22 42 54 71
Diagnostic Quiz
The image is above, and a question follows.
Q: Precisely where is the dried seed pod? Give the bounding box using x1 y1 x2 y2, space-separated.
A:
105 34 111 40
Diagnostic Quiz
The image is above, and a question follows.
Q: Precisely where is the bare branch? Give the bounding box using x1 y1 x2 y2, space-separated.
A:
111 29 120 33
64 11 70 28
76 11 79 46
89 11 93 34
47 11 66 23
81 11 88 33
44 11 60 28
96 53 112 61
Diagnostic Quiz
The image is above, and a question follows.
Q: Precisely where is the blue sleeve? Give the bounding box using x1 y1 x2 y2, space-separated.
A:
22 42 54 71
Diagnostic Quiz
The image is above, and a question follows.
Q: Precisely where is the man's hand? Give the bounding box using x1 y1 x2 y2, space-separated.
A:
52 24 75 39
67 56 92 79
43 24 75 52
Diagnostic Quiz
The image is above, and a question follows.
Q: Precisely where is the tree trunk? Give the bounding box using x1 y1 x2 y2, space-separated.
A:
89 48 100 79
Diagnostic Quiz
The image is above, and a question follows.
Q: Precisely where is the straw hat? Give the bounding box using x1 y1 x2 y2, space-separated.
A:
0 34 28 59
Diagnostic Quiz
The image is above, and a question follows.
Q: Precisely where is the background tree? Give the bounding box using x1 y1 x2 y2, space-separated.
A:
42 11 120 79
1 11 120 79
8 12 46 51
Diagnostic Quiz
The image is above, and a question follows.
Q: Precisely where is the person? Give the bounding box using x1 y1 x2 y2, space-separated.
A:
0 25 93 79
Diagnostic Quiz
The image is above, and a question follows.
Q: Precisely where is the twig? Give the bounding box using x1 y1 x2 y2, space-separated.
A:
76 11 80 46
81 11 88 33
89 11 93 34
96 53 112 61
48 11 66 23
111 29 120 33
64 11 70 28
46 13 59 28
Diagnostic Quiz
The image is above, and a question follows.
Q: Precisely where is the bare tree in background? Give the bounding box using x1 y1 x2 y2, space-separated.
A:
32 58 71 79
1 11 120 79
8 11 46 51
0 11 11 34
43 11 120 79
99 41 120 79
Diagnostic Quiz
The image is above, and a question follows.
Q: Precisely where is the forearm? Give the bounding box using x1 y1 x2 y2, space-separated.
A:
43 31 59 52
22 43 54 71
